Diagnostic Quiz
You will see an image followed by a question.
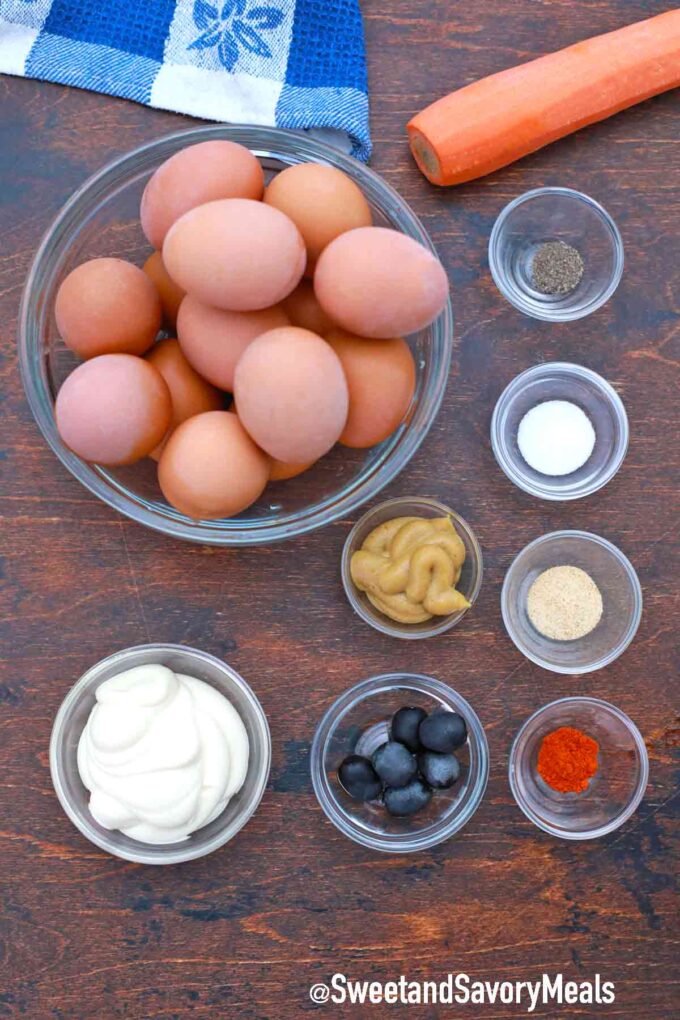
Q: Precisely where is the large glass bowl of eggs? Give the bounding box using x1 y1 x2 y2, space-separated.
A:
18 126 453 545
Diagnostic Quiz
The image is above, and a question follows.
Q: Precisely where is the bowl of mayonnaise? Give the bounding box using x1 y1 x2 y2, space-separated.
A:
50 644 270 864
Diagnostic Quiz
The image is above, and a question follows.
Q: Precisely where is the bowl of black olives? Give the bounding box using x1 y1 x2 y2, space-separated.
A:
310 673 489 852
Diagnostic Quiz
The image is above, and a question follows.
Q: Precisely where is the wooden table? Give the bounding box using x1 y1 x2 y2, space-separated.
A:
1 2 678 1017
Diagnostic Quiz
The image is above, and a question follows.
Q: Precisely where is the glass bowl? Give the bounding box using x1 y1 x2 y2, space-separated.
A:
311 673 489 852
501 531 642 674
50 644 271 864
509 697 648 840
491 362 629 500
18 125 453 546
341 497 483 640
488 187 624 321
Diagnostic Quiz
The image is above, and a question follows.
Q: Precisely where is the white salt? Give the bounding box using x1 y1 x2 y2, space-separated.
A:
517 400 595 476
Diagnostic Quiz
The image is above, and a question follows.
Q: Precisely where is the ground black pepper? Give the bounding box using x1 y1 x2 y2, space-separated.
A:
531 240 584 295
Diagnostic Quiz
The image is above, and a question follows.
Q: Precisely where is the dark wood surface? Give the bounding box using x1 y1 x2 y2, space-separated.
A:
1 2 678 1017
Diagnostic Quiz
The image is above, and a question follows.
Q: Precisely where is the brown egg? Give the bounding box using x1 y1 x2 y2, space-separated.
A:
55 258 161 359
234 327 348 463
140 140 264 249
163 199 306 311
158 411 269 519
145 338 223 459
314 227 449 339
327 330 416 448
265 163 372 275
143 251 185 328
177 295 289 391
281 279 336 335
55 354 171 465
269 458 315 482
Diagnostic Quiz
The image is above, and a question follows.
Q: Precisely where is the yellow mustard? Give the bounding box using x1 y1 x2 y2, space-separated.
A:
350 516 470 624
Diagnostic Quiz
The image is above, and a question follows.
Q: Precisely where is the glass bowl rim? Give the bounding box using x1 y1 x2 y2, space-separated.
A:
488 186 625 322
500 529 643 674
508 695 649 840
310 672 489 852
49 642 271 864
18 124 453 546
490 361 630 501
340 496 483 639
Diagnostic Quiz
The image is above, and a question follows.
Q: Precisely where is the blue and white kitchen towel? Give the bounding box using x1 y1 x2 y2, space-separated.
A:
0 0 371 159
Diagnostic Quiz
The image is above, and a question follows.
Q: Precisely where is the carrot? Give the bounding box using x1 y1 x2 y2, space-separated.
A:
407 9 680 187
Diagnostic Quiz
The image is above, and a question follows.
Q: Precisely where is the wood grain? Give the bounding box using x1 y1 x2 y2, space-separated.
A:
0 1 678 1017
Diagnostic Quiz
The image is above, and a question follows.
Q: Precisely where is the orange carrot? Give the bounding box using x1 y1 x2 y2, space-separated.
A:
407 10 680 187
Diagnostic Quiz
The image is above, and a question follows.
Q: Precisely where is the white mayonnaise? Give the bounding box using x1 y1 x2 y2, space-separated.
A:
77 664 249 844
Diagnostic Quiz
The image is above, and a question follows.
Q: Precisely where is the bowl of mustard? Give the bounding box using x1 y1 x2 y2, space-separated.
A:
341 496 483 639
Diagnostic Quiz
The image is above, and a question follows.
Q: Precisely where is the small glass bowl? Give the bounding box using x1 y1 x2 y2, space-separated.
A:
488 187 624 321
311 674 489 852
19 125 453 546
501 531 642 674
50 644 271 864
341 497 483 640
509 697 648 840
491 362 629 500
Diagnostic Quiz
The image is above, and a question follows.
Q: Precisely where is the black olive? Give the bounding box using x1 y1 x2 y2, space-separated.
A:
338 755 382 801
384 778 433 816
418 709 467 753
372 741 417 788
390 706 427 751
417 750 461 789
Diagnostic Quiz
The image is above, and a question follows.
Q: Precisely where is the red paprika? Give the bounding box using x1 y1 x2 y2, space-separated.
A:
537 726 599 794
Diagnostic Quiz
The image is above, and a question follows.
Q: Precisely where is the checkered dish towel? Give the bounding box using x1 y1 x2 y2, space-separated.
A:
0 0 371 159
